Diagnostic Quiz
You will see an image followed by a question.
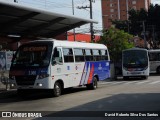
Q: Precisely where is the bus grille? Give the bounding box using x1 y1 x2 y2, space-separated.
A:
15 76 36 85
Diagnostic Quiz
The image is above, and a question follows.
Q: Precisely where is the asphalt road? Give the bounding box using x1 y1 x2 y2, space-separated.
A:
0 74 160 120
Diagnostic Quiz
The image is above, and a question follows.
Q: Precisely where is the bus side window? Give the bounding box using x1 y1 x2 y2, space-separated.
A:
149 53 156 61
74 48 85 62
105 50 109 60
93 49 100 61
63 48 74 63
52 48 63 65
101 50 106 60
99 50 102 61
157 53 160 61
85 49 93 61
100 50 108 60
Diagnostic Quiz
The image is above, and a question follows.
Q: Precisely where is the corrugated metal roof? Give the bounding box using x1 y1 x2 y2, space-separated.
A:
0 1 97 38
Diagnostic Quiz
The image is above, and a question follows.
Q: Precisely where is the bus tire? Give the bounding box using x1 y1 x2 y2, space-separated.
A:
123 76 129 80
53 82 62 97
156 66 160 74
17 89 26 97
86 77 98 90
142 76 148 80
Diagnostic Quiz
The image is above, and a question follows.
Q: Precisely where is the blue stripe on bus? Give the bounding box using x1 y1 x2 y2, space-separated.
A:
80 61 110 85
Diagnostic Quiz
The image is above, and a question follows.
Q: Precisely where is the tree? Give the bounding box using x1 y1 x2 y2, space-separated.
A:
147 4 160 48
97 27 134 62
128 8 147 36
112 4 160 49
112 20 129 33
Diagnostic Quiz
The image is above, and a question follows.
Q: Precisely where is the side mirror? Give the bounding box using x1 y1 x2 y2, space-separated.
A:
52 60 56 65
52 60 63 65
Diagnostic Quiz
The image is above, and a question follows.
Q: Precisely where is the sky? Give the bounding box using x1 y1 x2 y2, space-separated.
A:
152 0 160 5
18 0 103 34
1 0 160 34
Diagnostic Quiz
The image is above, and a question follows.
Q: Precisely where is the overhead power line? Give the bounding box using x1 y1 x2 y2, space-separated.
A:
77 0 95 42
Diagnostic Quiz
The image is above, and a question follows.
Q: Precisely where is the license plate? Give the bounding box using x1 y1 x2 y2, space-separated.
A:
130 72 141 74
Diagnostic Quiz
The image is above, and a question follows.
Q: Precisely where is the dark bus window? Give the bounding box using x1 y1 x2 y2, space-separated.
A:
74 49 85 62
52 48 63 65
149 53 160 61
63 48 74 62
101 50 108 60
93 49 100 61
85 49 93 61
12 44 52 67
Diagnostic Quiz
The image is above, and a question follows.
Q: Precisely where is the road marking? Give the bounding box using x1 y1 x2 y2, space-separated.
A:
123 81 139 85
135 80 151 85
149 81 160 84
99 80 160 86
99 81 126 85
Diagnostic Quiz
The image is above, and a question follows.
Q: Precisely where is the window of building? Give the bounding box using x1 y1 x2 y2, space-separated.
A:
132 6 137 10
110 14 114 18
110 3 114 7
110 9 114 12
132 1 136 4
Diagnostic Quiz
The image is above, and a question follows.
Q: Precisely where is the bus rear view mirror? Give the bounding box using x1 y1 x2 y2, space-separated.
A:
52 60 63 65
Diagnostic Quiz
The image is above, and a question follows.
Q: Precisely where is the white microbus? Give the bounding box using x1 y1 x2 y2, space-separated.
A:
148 49 160 73
122 48 149 80
9 39 110 96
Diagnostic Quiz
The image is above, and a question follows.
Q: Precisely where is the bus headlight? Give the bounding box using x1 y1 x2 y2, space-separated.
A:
36 83 43 87
38 74 49 79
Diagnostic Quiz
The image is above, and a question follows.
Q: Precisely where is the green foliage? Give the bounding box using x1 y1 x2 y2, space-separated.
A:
112 20 129 33
128 8 147 36
112 4 160 48
97 27 134 62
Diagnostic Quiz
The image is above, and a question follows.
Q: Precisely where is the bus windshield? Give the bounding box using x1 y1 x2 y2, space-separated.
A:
123 50 148 68
12 43 53 67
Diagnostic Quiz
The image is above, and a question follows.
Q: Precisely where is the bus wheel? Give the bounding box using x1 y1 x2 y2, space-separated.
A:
17 89 26 97
123 76 129 80
87 77 98 90
53 82 62 97
157 67 160 74
142 76 148 80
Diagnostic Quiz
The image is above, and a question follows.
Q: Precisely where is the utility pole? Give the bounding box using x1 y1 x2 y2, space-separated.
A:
72 0 76 41
152 25 156 48
77 0 95 42
89 0 94 43
138 21 147 48
142 21 147 49
148 25 156 48
14 0 18 3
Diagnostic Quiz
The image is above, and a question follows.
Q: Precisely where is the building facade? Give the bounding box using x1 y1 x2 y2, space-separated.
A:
102 0 151 29
67 32 100 42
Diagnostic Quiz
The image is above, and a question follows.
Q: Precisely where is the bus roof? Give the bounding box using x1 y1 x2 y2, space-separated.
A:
148 49 160 52
123 47 148 52
29 39 107 49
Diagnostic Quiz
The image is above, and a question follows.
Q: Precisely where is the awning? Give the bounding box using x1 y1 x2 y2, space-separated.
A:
0 1 97 38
